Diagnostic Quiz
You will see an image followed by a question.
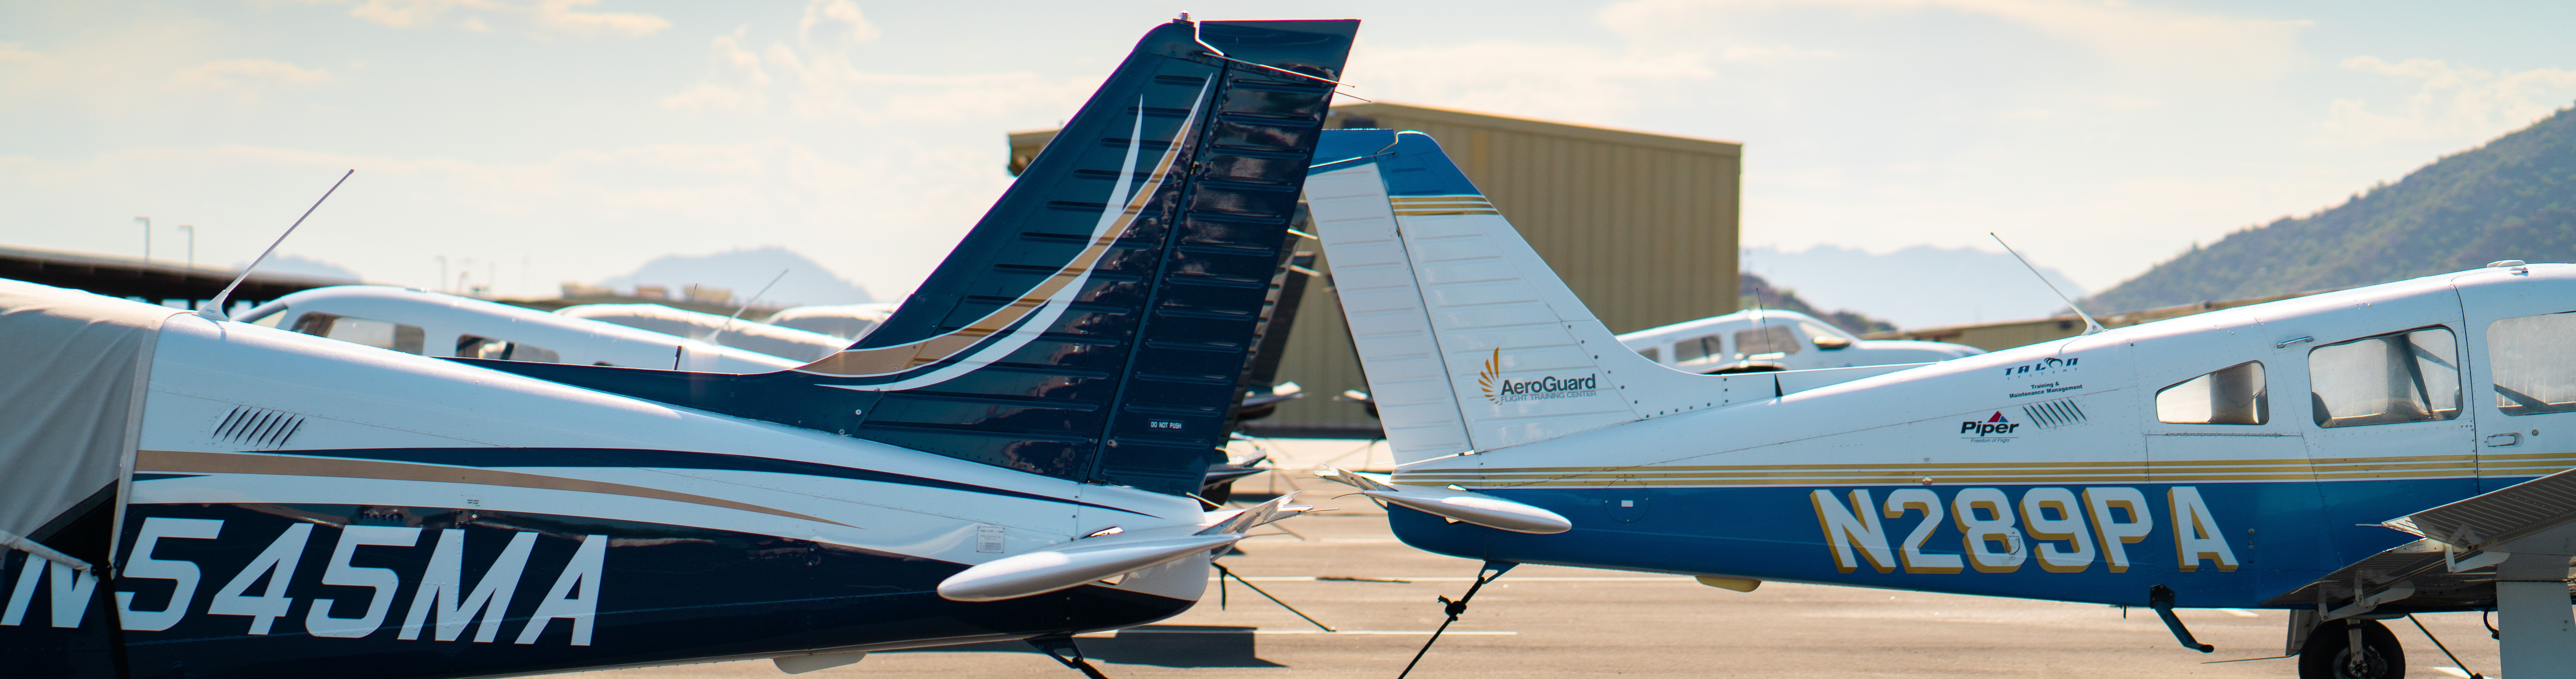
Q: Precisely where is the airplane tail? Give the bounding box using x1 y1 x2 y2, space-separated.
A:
1307 129 1747 465
469 18 1358 497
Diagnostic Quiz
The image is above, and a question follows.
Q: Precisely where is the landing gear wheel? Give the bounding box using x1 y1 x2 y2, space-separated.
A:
2299 619 2405 679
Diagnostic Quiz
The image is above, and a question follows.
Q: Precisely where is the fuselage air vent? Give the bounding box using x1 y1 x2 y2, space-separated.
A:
2021 398 2087 429
214 406 306 450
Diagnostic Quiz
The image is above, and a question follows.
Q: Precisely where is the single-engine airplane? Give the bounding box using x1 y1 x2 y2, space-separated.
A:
0 16 1355 679
1308 128 2576 679
236 285 809 372
1616 307 1981 375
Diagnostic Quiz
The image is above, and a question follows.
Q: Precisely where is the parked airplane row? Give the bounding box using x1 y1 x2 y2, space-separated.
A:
6 15 2571 679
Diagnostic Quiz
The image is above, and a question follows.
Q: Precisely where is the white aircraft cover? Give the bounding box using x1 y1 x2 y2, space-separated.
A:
555 303 851 362
0 280 181 569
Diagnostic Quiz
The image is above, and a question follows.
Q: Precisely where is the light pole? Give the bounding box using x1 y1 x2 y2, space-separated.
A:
176 225 195 269
135 217 150 262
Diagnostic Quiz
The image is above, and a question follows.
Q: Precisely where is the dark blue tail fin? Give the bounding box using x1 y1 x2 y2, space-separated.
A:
473 18 1357 497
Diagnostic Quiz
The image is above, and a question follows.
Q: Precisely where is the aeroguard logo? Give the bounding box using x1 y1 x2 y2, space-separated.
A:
1477 348 1602 404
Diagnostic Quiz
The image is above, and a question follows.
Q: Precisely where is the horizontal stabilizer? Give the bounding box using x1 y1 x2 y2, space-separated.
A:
937 532 1242 602
2383 466 2576 550
1316 465 1571 534
2263 467 2576 614
937 493 1308 601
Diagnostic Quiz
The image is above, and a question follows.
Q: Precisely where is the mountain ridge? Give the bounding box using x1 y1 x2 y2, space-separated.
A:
2085 104 2576 313
597 247 873 307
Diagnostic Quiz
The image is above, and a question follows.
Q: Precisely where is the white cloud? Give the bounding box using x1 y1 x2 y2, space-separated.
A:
2324 57 2576 146
0 32 250 113
528 0 668 39
1718 45 1838 63
1343 41 1714 124
662 10 1090 123
1604 0 2310 87
340 0 669 39
165 58 330 106
0 140 1008 299
0 43 61 112
798 0 880 45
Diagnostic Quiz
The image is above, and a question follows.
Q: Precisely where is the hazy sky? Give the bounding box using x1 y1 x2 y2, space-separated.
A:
5 1 2572 301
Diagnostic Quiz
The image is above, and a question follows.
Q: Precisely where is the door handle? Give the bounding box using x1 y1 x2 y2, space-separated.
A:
2486 433 2522 447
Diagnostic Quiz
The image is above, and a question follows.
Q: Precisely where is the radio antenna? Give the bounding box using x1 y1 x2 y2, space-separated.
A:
708 268 789 345
200 169 354 320
1989 232 2102 335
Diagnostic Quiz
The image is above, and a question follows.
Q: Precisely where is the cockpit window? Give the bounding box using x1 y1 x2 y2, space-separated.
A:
2488 312 2576 415
1636 346 1660 363
291 313 426 355
1673 334 1721 364
456 335 562 364
1735 325 1801 356
241 307 287 328
2309 327 2460 428
2157 361 2267 424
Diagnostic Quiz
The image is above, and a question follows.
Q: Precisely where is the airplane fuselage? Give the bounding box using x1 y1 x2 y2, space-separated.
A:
19 315 1207 678
1388 266 2575 609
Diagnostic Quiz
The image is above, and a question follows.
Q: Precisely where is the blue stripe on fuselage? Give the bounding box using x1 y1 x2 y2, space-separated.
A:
93 502 1189 679
252 447 1159 517
1388 477 2506 608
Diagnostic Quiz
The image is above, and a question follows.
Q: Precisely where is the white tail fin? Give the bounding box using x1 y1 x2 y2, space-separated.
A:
1307 130 1757 464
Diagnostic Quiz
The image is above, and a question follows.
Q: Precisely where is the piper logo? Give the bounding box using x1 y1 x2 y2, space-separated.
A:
1962 412 2021 438
1476 348 1601 404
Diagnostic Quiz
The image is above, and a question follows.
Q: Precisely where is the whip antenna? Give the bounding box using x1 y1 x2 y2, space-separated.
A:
708 268 789 345
1988 232 2101 335
200 169 354 320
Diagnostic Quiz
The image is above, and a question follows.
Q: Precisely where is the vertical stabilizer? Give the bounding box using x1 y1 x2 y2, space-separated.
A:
1307 130 1744 464
464 19 1358 497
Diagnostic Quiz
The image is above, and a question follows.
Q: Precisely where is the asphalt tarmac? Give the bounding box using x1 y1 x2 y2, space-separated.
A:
586 461 2513 679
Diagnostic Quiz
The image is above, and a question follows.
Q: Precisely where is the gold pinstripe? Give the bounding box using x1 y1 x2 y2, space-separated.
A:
1390 194 1501 216
796 91 1206 378
139 449 855 527
1391 451 2576 488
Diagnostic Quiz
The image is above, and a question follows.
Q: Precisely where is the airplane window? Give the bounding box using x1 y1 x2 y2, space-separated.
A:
2156 361 2267 424
1735 325 1801 356
2309 327 2460 428
241 307 286 328
291 313 426 354
1674 335 1721 364
456 335 564 364
1637 346 1660 363
2488 312 2576 415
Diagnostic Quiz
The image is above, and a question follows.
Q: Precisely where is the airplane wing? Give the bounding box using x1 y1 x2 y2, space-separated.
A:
2263 467 2576 616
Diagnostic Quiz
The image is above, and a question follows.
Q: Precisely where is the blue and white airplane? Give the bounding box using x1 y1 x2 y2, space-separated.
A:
1308 128 2576 679
0 17 1355 678
1615 307 1981 375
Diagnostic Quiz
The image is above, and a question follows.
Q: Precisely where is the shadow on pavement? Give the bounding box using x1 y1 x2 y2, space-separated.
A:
884 625 1285 668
